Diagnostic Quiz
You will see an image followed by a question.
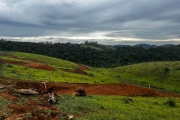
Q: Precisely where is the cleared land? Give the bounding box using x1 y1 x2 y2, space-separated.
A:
1 79 180 120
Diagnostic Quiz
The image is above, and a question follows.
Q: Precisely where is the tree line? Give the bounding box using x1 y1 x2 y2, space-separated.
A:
0 39 180 67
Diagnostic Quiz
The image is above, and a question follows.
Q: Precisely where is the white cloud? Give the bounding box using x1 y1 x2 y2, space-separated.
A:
0 0 180 45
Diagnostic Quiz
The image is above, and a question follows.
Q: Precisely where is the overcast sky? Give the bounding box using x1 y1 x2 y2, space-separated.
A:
0 0 180 45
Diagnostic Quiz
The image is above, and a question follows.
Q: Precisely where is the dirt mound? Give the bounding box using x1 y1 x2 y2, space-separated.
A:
7 99 62 120
0 81 68 120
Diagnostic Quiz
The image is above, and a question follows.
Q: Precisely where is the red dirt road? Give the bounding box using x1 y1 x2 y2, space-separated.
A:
1 80 179 98
52 82 180 97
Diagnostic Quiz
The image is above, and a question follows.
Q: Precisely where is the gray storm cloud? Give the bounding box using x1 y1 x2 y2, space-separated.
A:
0 0 180 45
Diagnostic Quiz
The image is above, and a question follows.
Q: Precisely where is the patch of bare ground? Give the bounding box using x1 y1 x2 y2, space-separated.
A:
0 80 70 120
0 53 38 62
1 54 89 74
1 53 92 76
61 64 94 77
0 79 180 120
1 59 55 71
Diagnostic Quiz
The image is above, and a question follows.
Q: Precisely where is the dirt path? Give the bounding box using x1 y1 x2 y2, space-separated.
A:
77 64 88 71
55 82 180 97
1 80 179 98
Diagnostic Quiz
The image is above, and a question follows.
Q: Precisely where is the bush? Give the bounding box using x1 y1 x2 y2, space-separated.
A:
164 98 176 107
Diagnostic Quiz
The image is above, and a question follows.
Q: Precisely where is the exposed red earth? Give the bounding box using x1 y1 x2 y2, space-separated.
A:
1 59 55 71
1 80 180 99
0 79 180 120
0 55 180 119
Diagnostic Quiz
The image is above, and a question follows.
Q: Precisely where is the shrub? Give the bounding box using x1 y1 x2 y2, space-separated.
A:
164 98 176 107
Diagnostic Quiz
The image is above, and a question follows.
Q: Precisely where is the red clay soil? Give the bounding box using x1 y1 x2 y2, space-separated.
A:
1 53 89 75
1 57 88 74
60 64 90 76
54 82 180 97
1 59 55 71
0 54 38 62
77 64 88 71
1 80 180 120
1 80 180 98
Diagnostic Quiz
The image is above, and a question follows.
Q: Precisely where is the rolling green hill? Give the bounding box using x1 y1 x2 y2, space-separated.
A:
1 51 180 119
0 51 119 83
1 51 180 93
104 62 180 93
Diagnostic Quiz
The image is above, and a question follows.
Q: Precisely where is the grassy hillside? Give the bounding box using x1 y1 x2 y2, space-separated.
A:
2 51 79 69
1 51 180 93
0 51 119 83
56 95 180 120
105 62 180 93
1 51 180 119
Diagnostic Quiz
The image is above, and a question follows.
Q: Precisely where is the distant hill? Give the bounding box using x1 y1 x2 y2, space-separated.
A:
113 44 130 48
160 44 175 48
133 44 157 48
80 43 115 51
114 44 176 48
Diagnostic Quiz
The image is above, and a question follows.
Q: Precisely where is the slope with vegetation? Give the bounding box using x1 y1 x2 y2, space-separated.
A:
1 51 180 93
0 51 119 83
106 61 180 93
1 51 180 119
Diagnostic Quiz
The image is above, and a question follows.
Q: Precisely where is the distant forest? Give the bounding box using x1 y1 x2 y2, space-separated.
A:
0 39 180 67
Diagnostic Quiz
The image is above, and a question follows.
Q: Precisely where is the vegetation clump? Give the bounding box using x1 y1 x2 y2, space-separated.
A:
164 98 176 107
74 89 87 96
123 97 134 104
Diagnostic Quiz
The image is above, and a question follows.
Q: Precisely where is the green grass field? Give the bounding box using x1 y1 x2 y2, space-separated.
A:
1 51 180 119
0 51 119 83
56 94 180 120
107 62 180 93
1 51 180 93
